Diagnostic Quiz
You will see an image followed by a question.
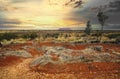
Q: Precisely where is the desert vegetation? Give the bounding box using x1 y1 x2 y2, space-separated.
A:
0 30 120 46
0 0 120 79
0 30 120 79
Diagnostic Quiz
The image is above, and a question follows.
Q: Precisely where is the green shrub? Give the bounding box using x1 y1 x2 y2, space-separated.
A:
30 33 38 40
116 36 120 43
21 33 38 40
0 33 17 41
107 33 120 38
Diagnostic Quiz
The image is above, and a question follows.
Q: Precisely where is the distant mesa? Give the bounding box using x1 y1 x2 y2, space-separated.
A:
58 28 71 30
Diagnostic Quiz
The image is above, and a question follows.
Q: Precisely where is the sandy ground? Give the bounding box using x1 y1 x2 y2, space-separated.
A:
0 42 120 79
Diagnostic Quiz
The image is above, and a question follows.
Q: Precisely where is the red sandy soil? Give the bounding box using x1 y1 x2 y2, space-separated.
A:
0 42 120 79
33 62 120 74
50 53 59 61
0 56 23 67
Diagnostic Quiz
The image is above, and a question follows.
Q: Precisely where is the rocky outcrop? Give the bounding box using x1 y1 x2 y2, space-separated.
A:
30 45 120 67
0 50 32 58
30 55 53 67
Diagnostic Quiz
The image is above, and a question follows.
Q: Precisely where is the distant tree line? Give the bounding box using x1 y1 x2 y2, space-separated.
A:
0 33 18 46
22 32 38 40
0 32 38 47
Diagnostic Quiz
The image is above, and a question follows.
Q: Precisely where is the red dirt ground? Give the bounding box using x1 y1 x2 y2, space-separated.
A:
0 42 120 79
0 56 23 67
33 62 120 74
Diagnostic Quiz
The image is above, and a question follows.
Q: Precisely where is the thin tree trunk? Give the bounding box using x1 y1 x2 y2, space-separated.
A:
0 42 2 47
87 34 89 43
96 30 99 41
99 25 104 43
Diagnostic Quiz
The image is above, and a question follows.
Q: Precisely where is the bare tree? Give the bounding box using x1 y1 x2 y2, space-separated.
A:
97 7 109 42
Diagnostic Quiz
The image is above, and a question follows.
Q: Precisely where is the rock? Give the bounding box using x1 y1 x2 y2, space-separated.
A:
30 46 81 67
111 50 120 56
30 45 120 68
96 53 112 62
81 48 95 54
82 46 103 54
2 50 32 58
30 55 53 67
41 46 73 55
59 53 72 62
91 46 103 52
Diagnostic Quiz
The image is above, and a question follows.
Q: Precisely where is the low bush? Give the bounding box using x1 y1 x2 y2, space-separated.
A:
107 33 120 39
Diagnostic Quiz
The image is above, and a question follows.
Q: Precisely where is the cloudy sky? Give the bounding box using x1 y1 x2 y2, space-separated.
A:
0 0 120 30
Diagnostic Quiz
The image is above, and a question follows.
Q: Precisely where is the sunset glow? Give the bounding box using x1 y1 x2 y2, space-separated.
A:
0 0 119 30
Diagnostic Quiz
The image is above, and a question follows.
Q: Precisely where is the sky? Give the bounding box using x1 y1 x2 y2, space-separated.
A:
0 0 120 30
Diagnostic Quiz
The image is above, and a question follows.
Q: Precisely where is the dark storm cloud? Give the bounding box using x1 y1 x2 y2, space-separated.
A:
0 18 21 29
0 0 24 29
104 24 120 30
70 0 120 30
0 25 16 29
0 18 21 24
104 0 120 30
0 0 119 30
108 0 120 12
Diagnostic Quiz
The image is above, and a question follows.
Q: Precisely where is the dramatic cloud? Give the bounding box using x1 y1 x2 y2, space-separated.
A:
108 0 120 12
70 0 120 30
0 0 119 30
